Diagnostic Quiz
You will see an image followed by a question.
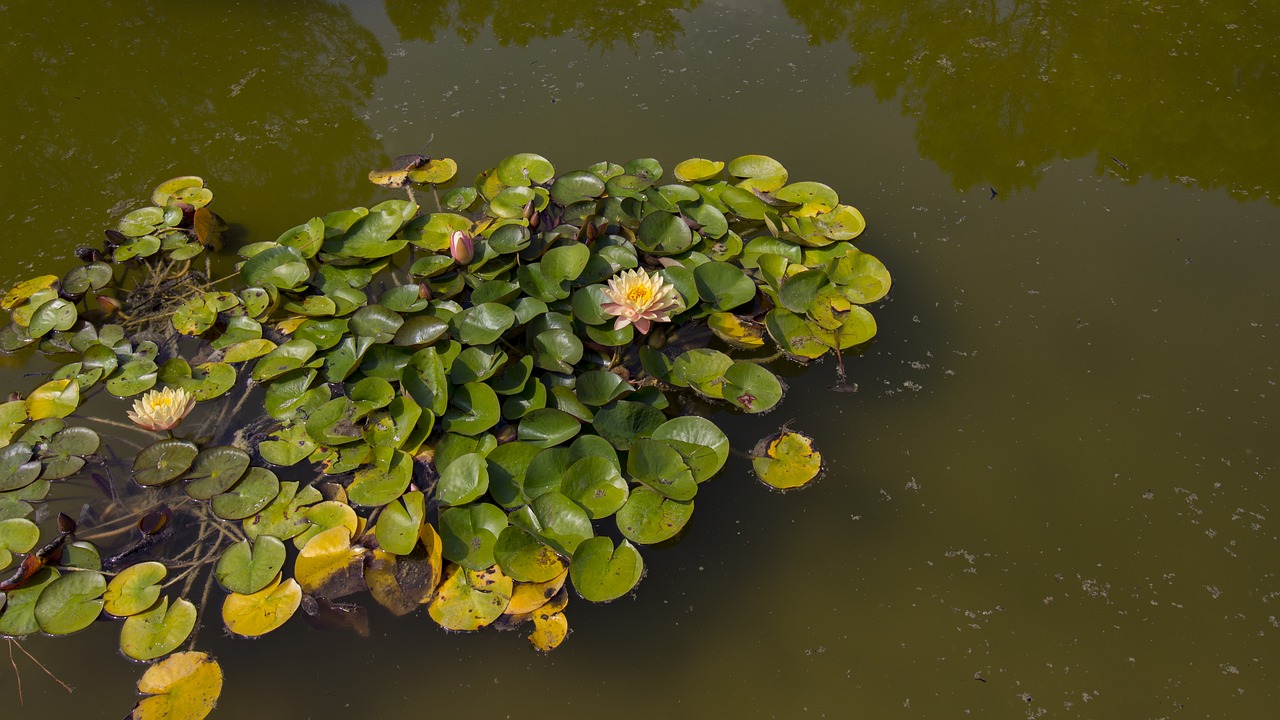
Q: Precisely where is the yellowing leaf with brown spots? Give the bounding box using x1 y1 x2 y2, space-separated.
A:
2 275 58 310
529 610 569 652
428 564 512 631
506 568 568 616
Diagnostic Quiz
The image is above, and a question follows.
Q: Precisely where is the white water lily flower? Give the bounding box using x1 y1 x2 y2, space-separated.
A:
600 268 680 334
127 386 196 432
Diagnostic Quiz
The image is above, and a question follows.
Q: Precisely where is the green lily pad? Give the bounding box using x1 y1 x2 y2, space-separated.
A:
727 154 788 192
636 211 694 255
816 204 866 241
0 517 39 570
346 448 413 507
562 455 628 519
28 298 78 338
214 536 287 595
0 443 43 492
133 440 199 487
592 400 666 451
497 153 555 187
104 561 167 617
244 481 321 541
722 362 784 414
37 424 98 479
549 170 606 205
458 303 516 346
442 382 501 436
627 438 697 501
211 467 281 520
106 358 159 397
440 503 508 571
258 423 318 467
34 568 106 635
570 536 643 602
616 486 694 544
184 446 251 500
694 261 757 312
651 416 729 482
241 245 309 290
531 492 593 555
375 491 425 556
517 408 581 448
0 567 59 636
438 452 490 507
494 526 565 583
120 596 197 661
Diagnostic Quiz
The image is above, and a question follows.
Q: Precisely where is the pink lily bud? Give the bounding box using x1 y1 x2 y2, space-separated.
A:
449 230 474 265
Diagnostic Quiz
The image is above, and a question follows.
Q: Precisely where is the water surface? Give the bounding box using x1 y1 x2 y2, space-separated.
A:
2 1 1278 718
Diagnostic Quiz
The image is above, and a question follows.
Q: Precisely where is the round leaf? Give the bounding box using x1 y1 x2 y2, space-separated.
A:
570 537 643 603
214 536 287 595
120 596 197 661
104 561 166 617
34 569 106 635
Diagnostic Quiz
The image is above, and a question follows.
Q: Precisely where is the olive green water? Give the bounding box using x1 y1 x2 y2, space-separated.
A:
3 1 1278 717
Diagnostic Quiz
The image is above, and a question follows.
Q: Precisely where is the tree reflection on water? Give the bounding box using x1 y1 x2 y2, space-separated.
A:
783 0 1280 202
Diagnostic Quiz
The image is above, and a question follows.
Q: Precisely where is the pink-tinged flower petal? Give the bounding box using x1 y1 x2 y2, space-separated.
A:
598 268 678 335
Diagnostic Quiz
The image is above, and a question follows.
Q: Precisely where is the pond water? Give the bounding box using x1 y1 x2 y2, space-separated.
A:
3 1 1279 717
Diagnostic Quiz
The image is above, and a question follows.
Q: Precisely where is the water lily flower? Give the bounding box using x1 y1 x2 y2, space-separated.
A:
601 268 680 334
127 386 196 432
449 230 474 265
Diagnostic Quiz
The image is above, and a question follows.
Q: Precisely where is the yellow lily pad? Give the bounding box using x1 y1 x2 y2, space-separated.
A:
222 573 301 637
428 564 513 631
293 525 366 598
131 651 222 720
751 430 823 490
529 610 569 652
2 275 59 310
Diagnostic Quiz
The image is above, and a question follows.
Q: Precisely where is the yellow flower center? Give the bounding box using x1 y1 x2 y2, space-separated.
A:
626 285 653 306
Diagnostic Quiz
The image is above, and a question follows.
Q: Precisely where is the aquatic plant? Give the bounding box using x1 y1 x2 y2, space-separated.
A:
0 153 890 718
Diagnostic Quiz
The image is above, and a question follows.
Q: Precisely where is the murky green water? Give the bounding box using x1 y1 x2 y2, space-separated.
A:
3 1 1278 717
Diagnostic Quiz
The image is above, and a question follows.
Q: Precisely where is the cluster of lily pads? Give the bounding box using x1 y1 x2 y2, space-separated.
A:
0 153 889 719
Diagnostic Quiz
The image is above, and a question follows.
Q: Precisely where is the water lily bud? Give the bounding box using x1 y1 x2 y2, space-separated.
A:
96 295 121 314
417 282 432 300
449 230 474 265
522 201 536 221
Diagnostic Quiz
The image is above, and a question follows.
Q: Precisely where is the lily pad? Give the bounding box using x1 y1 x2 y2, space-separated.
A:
221 574 301 637
214 536 287 595
34 568 106 635
133 440 199 487
428 564 513 632
751 430 823 490
569 537 643 603
651 416 730 482
104 561 167 617
131 651 223 720
120 596 197 661
627 438 697 501
210 467 281 520
184 446 251 500
616 487 693 545
294 526 366 598
440 503 507 570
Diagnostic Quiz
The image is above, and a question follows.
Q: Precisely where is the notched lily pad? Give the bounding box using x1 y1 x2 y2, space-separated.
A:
751 429 823 490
